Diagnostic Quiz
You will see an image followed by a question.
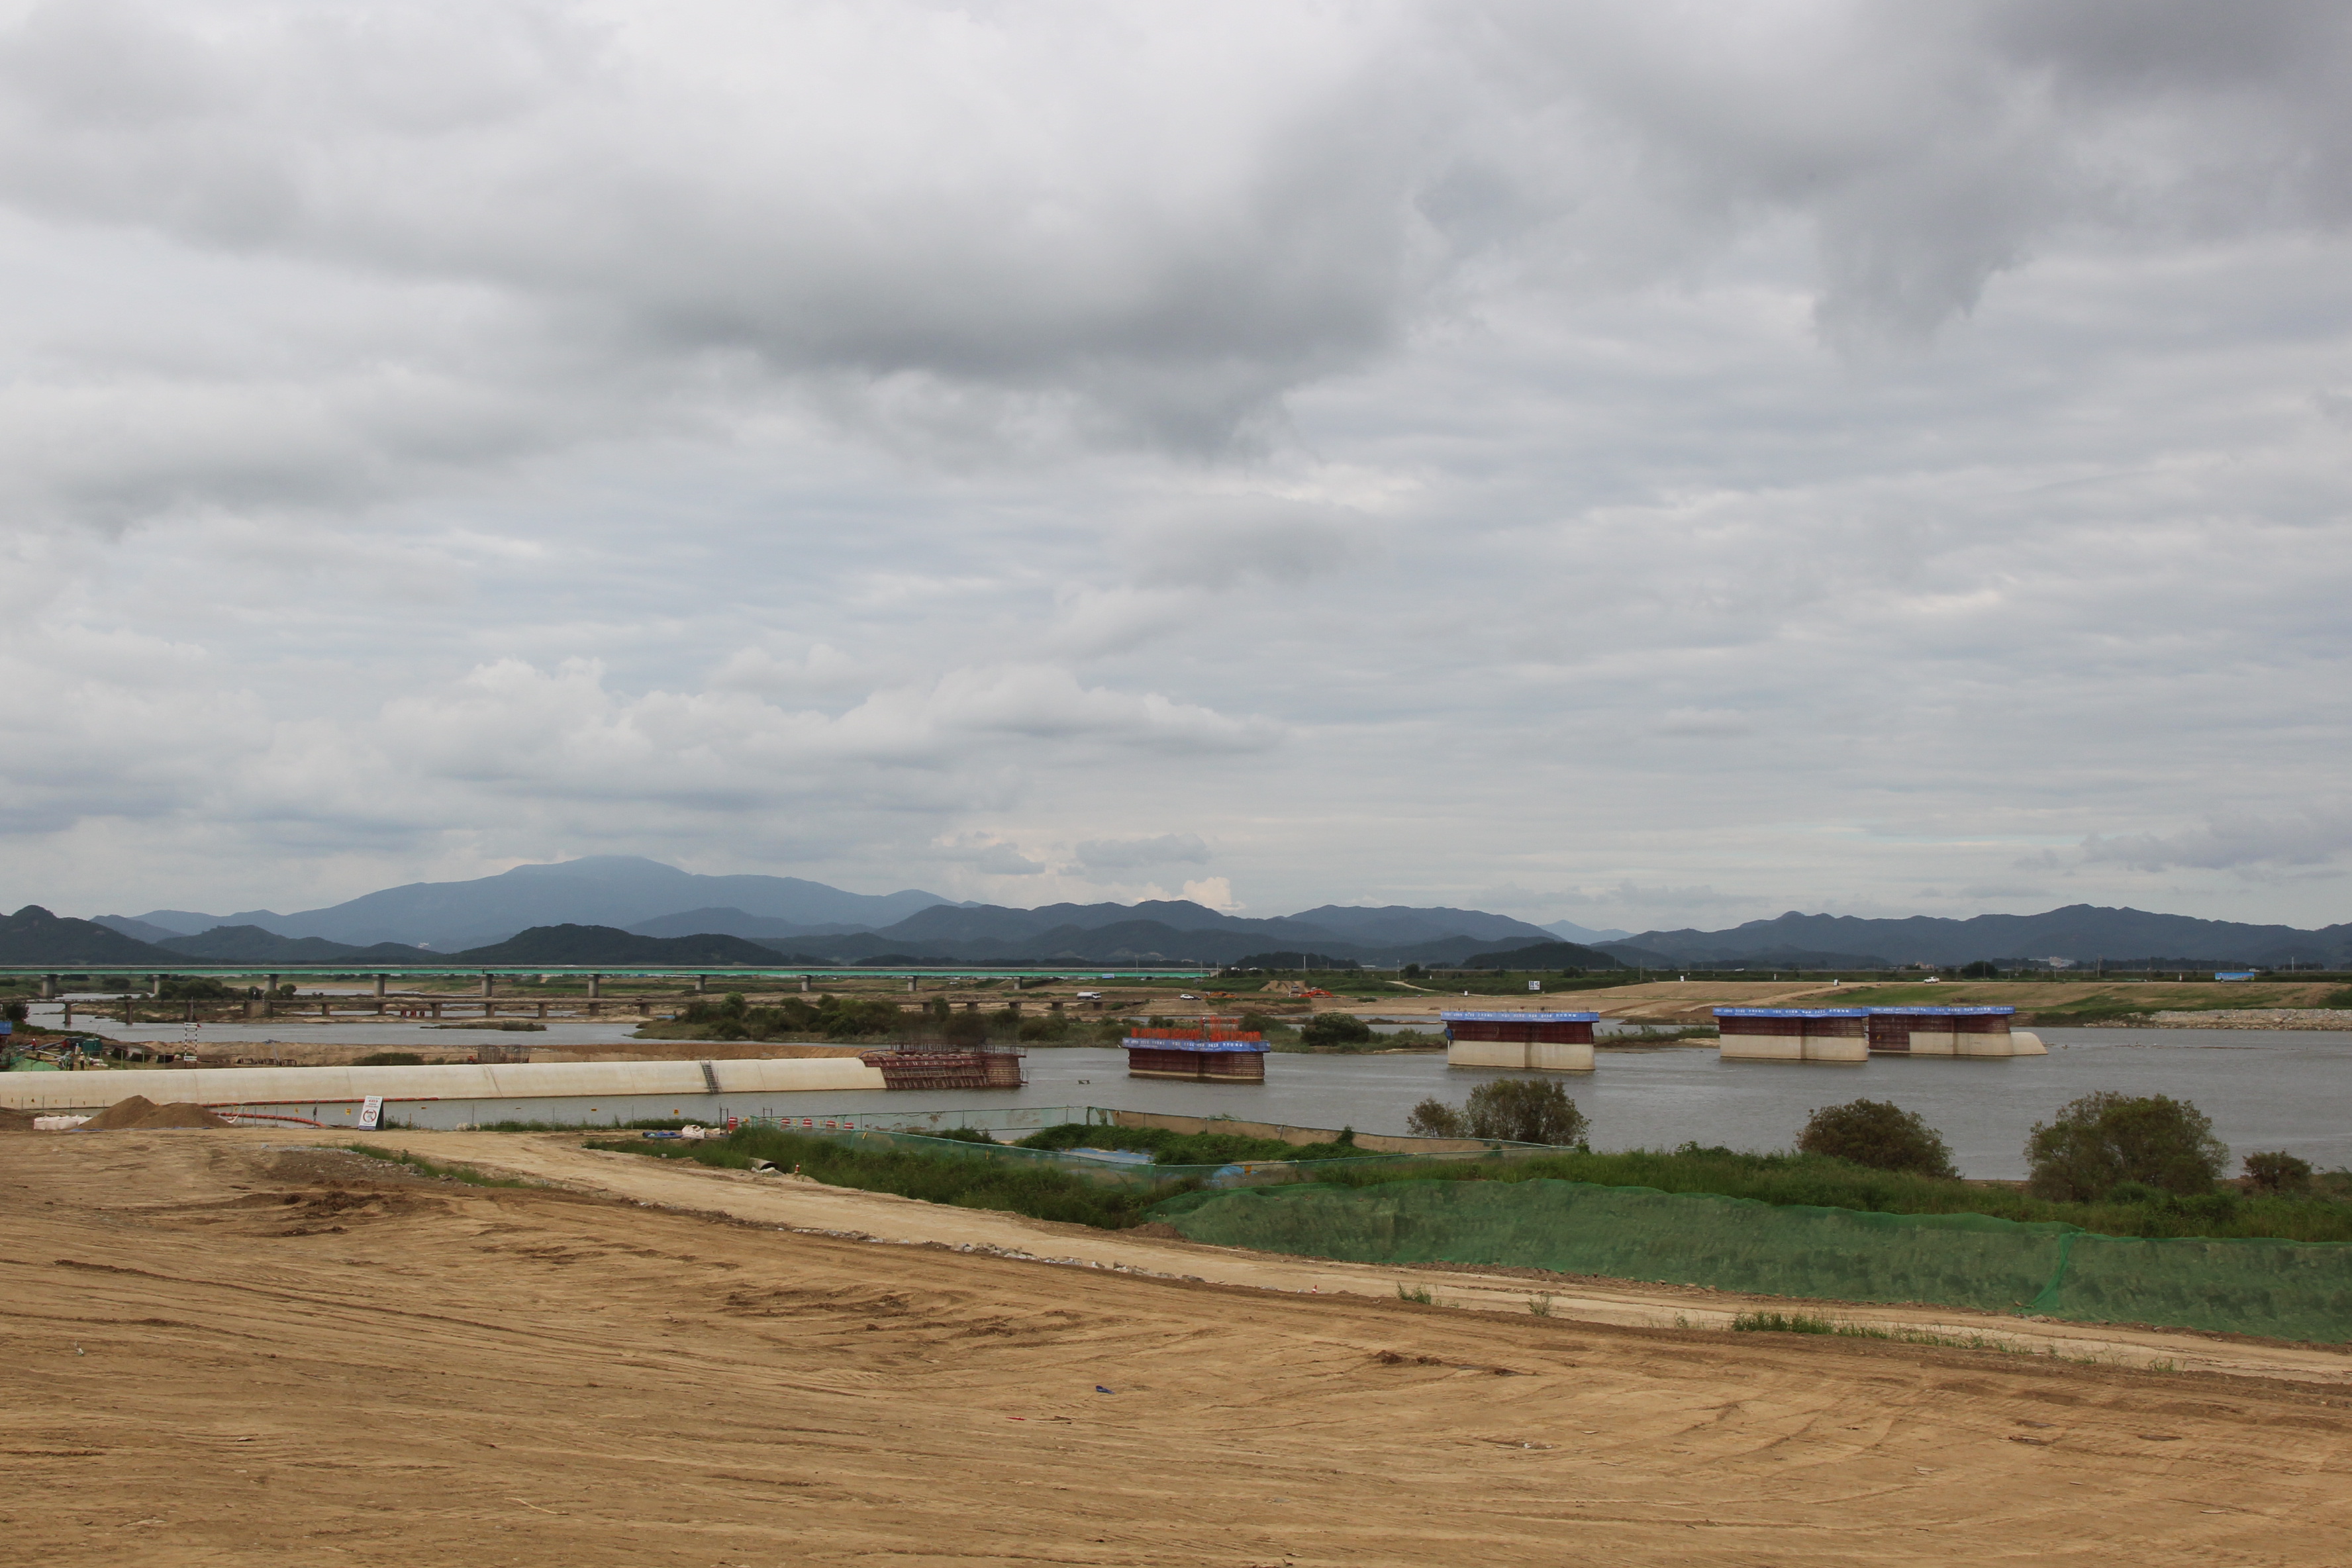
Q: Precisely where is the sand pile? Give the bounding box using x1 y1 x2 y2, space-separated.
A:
79 1096 161 1130
133 1102 233 1129
0 1105 34 1132
77 1097 232 1131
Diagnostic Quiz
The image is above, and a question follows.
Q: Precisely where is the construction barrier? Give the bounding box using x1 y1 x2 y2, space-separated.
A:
1148 1179 2352 1344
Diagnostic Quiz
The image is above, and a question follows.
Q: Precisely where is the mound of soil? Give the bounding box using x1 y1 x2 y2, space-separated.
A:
79 1095 161 1130
133 1102 232 1129
77 1097 232 1131
0 1105 35 1132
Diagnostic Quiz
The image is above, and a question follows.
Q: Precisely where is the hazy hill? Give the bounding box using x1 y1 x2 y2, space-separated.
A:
0 906 176 964
1455 939 1627 970
110 857 958 950
1604 905 2352 969
451 924 812 966
154 925 430 964
624 907 874 941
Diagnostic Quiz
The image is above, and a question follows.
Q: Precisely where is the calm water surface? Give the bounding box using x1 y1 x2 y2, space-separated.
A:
306 1027 2351 1179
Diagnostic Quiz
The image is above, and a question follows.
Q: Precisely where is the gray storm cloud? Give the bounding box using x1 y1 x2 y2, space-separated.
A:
0 1 2346 927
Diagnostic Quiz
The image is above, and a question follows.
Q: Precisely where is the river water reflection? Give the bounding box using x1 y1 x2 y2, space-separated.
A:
360 1026 2351 1179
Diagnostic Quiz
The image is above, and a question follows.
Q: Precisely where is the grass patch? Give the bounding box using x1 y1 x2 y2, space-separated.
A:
1301 1144 2352 1243
1014 1121 1363 1165
341 1143 534 1188
1396 1282 1436 1304
1732 1310 1836 1334
587 1126 1199 1229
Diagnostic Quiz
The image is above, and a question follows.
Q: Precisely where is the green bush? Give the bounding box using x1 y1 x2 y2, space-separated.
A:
1299 1012 1374 1048
352 1051 425 1067
1464 1078 1587 1146
2025 1091 2228 1200
2244 1150 2315 1195
1405 1098 1466 1138
1796 1099 1956 1178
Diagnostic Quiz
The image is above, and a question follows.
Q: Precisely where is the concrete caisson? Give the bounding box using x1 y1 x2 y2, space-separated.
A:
1442 1011 1597 1071
1713 1008 1870 1063
1865 1006 2046 1057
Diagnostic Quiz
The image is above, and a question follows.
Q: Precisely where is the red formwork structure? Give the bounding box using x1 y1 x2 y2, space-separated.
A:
1863 1006 2040 1056
858 1045 1027 1090
1713 1007 1870 1063
1122 1019 1269 1083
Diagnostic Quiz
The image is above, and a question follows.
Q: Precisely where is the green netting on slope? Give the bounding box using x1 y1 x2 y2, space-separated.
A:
2031 1233 2352 1343
1150 1180 2352 1342
1152 1179 2071 1314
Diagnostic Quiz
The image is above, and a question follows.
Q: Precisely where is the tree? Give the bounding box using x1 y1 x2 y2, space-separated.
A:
1300 1012 1373 1048
1959 960 2000 979
1465 1078 1588 1146
2024 1091 2228 1201
1796 1099 1956 1177
2242 1150 2314 1196
1405 1098 1466 1138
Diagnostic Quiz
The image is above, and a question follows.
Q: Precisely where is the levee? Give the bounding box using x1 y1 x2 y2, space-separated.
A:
0 1056 888 1115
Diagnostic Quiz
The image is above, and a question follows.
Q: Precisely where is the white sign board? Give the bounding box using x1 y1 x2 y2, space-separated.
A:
357 1095 384 1130
1528 980 1542 992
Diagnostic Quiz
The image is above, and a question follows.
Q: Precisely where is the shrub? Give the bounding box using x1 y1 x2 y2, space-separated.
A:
1959 960 2000 979
1406 1098 1466 1138
2024 1091 2228 1201
2243 1150 2314 1195
1796 1099 1956 1177
352 1051 424 1067
1464 1078 1588 1146
1299 1012 1373 1047
1 999 26 1025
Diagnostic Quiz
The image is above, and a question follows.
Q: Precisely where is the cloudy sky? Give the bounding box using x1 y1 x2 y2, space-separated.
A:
3 0 2349 931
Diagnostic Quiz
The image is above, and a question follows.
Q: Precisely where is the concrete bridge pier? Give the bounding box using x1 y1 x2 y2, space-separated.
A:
480 971 496 997
373 974 388 997
695 974 709 994
40 974 56 1000
801 976 810 993
264 975 279 1018
149 973 164 998
587 973 602 999
906 976 916 993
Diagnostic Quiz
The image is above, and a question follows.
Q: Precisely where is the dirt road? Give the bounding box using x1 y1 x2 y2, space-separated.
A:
5 1130 2349 1567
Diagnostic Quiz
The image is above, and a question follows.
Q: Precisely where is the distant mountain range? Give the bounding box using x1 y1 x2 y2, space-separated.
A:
96 856 957 951
0 856 2341 969
1587 906 2352 970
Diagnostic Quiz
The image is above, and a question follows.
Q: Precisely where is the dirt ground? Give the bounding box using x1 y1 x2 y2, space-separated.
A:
5 1131 2350 1567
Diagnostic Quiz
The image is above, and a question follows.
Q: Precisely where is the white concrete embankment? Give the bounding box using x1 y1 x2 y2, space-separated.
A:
0 1056 887 1114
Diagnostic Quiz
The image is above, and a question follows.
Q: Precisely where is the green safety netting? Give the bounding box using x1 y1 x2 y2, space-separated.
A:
764 1124 1545 1190
1148 1179 2352 1343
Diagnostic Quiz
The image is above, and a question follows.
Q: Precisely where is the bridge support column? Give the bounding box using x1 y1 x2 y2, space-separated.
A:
801 975 810 993
695 974 709 994
906 976 916 993
480 971 495 997
41 974 56 999
150 973 164 998
264 975 279 1018
430 1001 442 1020
373 974 387 998
60 1000 73 1027
536 1001 547 1018
587 973 602 999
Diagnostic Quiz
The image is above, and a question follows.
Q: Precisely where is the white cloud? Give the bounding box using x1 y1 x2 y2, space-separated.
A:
1075 834 1212 870
0 2 2349 931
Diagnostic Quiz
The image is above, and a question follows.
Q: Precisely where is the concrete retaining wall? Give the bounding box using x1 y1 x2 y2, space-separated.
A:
0 1055 888 1113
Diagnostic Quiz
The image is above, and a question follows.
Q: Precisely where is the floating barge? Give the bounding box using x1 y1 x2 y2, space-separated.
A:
1714 1007 1870 1063
1441 1011 1598 1071
1122 1023 1268 1083
1864 1006 2045 1057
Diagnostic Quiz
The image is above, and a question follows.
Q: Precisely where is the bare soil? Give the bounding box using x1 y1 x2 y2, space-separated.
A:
3 1129 2348 1566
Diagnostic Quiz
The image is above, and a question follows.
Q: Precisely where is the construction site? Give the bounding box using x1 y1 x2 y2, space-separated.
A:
3 1120 2348 1567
